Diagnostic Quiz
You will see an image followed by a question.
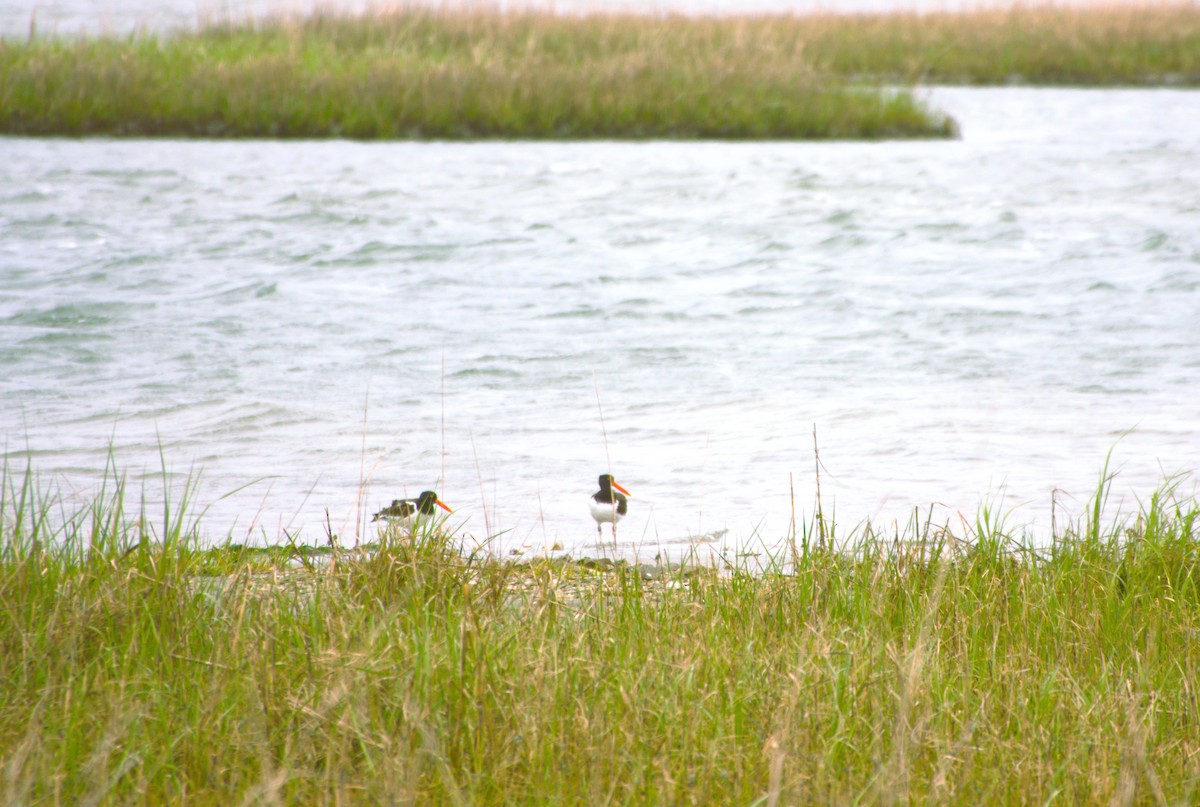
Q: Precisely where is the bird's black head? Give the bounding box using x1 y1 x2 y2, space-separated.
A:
597 475 631 498
415 490 453 515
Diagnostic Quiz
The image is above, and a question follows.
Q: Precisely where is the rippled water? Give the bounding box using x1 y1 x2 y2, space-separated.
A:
2 87 1199 556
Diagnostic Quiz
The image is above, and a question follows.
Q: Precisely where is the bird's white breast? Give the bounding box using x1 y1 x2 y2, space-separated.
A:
590 497 624 524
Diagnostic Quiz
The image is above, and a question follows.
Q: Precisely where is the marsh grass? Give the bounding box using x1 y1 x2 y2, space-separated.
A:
1 8 959 139
3 457 1200 803
2 4 1197 140
798 2 1200 85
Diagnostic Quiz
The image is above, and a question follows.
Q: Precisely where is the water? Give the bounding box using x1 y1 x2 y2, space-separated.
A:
3 87 1199 557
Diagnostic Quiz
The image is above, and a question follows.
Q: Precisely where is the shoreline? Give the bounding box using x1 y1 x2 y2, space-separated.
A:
4 463 1199 802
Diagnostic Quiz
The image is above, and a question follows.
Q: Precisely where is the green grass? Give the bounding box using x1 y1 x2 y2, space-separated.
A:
5 5 1197 140
798 2 1200 86
0 8 960 139
3 5 1197 141
3 458 1200 803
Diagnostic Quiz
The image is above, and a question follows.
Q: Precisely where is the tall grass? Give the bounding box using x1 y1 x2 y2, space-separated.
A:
2 458 1199 803
2 4 1196 140
1 8 960 139
798 2 1200 85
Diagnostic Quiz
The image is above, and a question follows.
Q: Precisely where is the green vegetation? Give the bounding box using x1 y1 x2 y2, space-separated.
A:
2 8 956 139
3 459 1200 803
4 5 1197 140
5 4 1196 140
801 2 1200 85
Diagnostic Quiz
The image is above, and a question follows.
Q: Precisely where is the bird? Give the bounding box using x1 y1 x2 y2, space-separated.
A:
589 474 631 540
371 490 452 531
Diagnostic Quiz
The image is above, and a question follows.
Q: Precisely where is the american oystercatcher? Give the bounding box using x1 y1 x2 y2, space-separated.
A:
589 474 631 539
371 490 452 531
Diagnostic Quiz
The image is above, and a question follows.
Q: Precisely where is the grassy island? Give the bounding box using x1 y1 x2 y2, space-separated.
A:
3 4 1197 140
4 5 1198 140
3 463 1200 803
0 9 957 139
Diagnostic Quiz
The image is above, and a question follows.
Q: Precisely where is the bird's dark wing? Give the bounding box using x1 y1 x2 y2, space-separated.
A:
374 499 417 519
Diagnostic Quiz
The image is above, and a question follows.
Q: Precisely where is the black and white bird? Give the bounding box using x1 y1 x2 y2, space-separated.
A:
589 474 631 540
371 490 452 531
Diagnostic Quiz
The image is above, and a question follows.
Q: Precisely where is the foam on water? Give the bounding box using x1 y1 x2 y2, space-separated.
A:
2 87 1199 556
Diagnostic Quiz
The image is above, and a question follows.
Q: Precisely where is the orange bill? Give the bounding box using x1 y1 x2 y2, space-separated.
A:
611 481 631 497
436 499 453 513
